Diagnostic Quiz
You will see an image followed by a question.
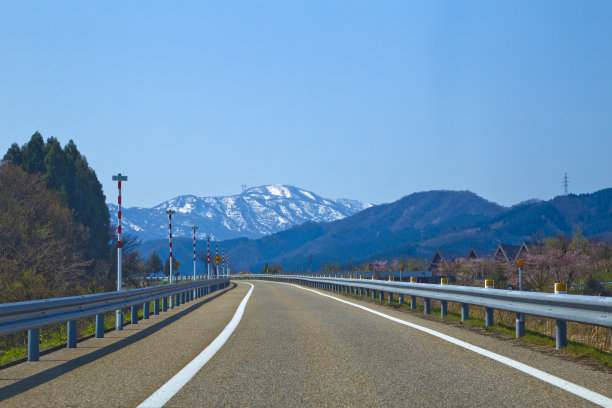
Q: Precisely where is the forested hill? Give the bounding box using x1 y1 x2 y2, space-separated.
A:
1 133 116 302
190 188 612 272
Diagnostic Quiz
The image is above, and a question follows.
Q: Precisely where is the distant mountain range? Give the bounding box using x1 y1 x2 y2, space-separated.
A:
144 188 612 274
108 185 371 242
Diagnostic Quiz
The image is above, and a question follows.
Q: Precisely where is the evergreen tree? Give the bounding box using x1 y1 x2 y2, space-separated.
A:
3 143 23 165
20 132 46 174
146 251 163 275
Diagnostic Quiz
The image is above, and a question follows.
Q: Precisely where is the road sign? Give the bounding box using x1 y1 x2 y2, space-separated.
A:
517 259 525 267
174 262 180 269
214 254 223 264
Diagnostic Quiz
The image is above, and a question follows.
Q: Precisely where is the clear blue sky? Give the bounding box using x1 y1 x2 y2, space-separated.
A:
1 1 611 208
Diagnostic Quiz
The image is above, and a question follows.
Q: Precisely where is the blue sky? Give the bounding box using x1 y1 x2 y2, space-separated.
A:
1 1 611 207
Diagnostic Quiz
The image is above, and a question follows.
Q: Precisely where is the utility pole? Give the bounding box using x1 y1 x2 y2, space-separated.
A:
167 209 176 307
112 173 128 331
563 172 569 195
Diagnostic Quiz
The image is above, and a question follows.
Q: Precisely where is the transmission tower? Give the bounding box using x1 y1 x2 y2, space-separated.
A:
241 184 247 193
563 173 569 195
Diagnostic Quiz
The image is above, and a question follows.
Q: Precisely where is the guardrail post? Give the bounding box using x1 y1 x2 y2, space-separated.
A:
440 278 448 317
388 291 394 304
28 328 39 361
154 298 160 315
485 280 494 327
410 296 416 309
372 289 376 300
366 288 370 297
555 283 568 349
461 304 469 322
67 320 77 348
143 302 150 319
424 298 431 314
379 290 384 303
398 294 404 305
162 297 168 312
131 305 138 324
96 314 104 338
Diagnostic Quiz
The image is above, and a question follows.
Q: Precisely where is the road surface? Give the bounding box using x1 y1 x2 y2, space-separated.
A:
1 280 610 407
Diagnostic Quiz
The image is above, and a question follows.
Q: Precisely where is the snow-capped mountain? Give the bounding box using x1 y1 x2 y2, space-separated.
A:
108 185 372 242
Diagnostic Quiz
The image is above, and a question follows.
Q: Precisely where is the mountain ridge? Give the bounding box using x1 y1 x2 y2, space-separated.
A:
109 184 372 242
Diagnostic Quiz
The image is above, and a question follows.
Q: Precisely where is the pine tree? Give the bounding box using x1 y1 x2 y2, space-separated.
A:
146 251 163 275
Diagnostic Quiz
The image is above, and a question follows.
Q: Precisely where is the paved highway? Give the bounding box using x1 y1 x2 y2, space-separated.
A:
1 280 611 407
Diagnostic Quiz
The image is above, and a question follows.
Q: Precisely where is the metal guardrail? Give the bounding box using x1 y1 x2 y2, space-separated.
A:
0 278 230 361
235 274 612 351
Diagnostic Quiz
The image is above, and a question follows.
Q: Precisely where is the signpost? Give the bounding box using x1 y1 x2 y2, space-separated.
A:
112 173 127 330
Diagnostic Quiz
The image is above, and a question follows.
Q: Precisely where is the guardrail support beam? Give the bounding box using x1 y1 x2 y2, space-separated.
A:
28 328 39 361
516 313 525 337
95 314 104 338
410 296 416 309
162 297 168 312
441 300 447 317
131 305 138 324
461 304 469 322
379 290 384 303
154 299 160 315
556 320 567 349
388 292 394 304
67 320 77 348
485 308 493 327
143 302 150 319
398 294 404 306
424 298 431 314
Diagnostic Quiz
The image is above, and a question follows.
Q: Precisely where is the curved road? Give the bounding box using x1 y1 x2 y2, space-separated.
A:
1 280 611 407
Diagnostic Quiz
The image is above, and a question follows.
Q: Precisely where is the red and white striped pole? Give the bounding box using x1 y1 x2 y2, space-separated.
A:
222 249 225 278
215 243 219 277
192 226 198 282
228 251 231 277
167 209 176 307
206 236 210 279
112 173 128 331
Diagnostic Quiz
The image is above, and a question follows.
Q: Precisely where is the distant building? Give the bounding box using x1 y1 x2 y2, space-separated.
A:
466 247 495 260
517 241 539 260
493 243 521 263
429 249 463 271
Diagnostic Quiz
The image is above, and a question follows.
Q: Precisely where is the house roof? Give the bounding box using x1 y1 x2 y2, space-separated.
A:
466 247 495 259
493 243 521 263
429 249 464 270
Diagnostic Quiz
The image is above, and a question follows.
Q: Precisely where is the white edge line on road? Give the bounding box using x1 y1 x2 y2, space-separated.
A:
137 283 254 408
286 283 612 408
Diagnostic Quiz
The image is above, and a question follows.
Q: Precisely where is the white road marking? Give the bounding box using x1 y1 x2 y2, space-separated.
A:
287 282 612 408
138 283 254 408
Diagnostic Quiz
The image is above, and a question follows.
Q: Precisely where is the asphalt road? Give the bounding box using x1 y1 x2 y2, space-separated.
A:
1 280 611 407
